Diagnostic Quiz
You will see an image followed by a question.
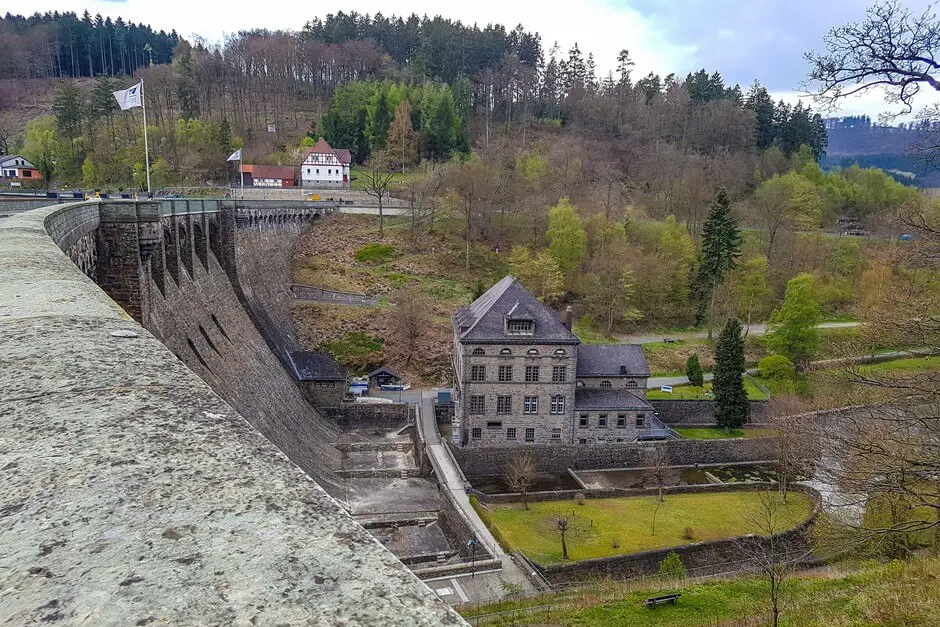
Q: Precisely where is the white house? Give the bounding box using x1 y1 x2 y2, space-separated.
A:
300 138 351 189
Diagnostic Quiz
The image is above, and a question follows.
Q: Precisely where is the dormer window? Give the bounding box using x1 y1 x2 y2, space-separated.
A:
500 348 512 355
506 319 534 335
527 348 539 356
472 347 485 356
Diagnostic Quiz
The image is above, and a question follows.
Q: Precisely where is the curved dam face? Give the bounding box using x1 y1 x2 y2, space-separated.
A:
0 200 462 625
140 202 345 495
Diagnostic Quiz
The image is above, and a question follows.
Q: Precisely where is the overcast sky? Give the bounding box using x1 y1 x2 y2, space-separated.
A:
23 0 940 118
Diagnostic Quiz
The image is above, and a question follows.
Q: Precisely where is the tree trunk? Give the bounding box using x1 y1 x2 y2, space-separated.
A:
378 194 384 239
560 532 568 559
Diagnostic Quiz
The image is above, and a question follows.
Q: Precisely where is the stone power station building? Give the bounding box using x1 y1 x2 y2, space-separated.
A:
452 276 658 448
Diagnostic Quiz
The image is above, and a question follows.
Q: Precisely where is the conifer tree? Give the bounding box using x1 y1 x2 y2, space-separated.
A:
685 353 704 388
694 188 742 338
714 317 748 431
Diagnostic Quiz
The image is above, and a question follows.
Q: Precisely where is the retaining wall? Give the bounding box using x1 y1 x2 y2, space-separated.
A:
651 399 769 425
451 437 778 476
333 402 411 429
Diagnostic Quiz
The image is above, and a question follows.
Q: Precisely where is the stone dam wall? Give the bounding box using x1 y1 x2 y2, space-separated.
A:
0 200 461 624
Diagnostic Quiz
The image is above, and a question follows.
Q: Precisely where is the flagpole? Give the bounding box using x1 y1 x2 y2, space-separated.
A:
141 78 151 195
240 152 244 199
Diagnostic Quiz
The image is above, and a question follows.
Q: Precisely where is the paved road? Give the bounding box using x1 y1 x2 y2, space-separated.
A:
617 321 861 345
413 390 537 601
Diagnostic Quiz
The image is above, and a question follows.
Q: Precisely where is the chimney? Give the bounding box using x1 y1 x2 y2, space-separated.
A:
563 306 573 330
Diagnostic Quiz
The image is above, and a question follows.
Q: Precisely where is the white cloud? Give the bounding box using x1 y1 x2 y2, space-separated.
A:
26 0 695 78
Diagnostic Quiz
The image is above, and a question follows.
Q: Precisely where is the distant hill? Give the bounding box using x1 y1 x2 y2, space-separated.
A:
824 116 940 187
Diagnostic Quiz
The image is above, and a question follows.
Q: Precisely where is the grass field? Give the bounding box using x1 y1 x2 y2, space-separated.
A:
478 491 813 563
672 427 776 439
646 380 769 401
460 557 940 626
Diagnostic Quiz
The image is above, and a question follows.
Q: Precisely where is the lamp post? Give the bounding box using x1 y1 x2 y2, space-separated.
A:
467 538 478 578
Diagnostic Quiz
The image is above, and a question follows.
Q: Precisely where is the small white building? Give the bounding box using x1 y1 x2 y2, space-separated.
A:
300 138 351 189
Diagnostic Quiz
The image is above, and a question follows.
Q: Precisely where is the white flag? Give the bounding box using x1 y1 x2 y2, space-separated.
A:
113 81 143 110
227 149 242 162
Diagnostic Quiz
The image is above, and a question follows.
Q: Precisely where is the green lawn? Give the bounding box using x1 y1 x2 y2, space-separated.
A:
461 558 940 626
646 380 769 401
479 492 813 564
672 427 776 439
858 355 940 374
349 166 429 192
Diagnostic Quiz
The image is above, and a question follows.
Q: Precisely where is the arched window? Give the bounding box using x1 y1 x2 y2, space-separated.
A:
554 348 566 356
627 380 638 388
472 347 485 356
527 348 539 356
576 380 585 388
600 380 612 388
500 348 512 355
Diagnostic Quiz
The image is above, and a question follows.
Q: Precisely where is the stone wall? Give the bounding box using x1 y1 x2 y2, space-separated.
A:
450 437 777 476
532 484 819 585
650 400 769 425
332 402 410 429
437 486 496 561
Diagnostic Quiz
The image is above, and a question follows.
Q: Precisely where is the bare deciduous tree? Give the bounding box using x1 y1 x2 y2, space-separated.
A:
387 288 430 366
767 395 812 504
556 515 570 560
504 453 538 510
738 491 806 627
362 149 395 239
643 445 678 503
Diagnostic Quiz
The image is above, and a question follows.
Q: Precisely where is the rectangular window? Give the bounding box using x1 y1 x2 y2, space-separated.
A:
617 414 627 428
470 365 486 382
636 414 645 427
469 395 485 414
552 428 561 440
525 365 539 382
551 365 567 382
523 396 538 414
525 428 535 442
486 421 502 428
598 414 608 427
498 365 513 382
316 168 320 174
579 414 588 427
506 427 516 440
472 428 481 439
579 438 587 444
497 396 512 414
506 319 534 334
550 395 566 415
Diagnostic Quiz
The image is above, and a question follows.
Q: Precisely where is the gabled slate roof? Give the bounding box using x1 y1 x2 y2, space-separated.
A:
289 351 348 381
367 365 401 379
574 388 653 411
453 276 579 344
576 344 650 377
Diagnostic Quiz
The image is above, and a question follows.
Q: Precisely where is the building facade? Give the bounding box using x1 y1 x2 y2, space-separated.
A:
453 277 655 448
300 138 351 189
0 155 42 183
242 164 297 188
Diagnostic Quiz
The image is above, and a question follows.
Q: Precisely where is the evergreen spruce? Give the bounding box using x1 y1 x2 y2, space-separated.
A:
694 188 742 336
685 353 704 388
713 317 748 431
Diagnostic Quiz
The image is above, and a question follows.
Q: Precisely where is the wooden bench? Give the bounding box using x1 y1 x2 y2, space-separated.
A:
645 593 681 609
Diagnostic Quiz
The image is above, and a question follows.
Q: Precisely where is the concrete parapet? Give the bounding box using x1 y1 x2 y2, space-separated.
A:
0 201 463 625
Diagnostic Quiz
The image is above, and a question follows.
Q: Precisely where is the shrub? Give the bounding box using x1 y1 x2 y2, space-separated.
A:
575 492 585 505
682 527 694 541
611 536 621 549
501 581 524 597
759 354 796 380
354 242 397 263
659 551 687 580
